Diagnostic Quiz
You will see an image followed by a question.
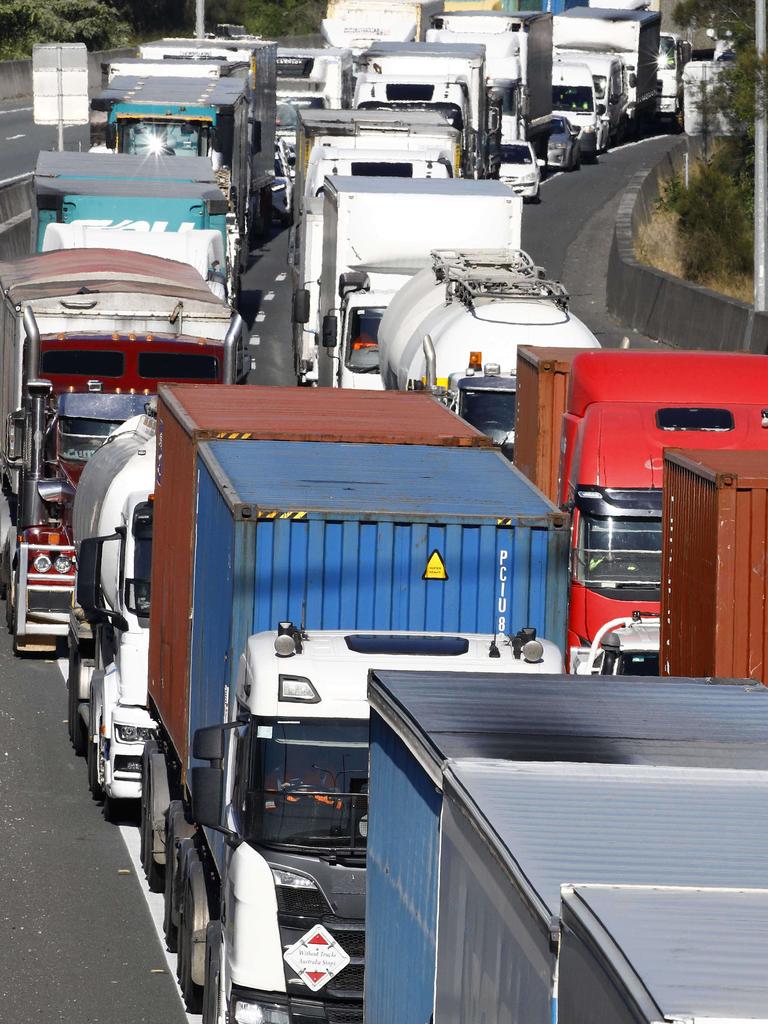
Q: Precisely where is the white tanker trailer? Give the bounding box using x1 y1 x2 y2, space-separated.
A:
377 248 600 452
67 412 157 813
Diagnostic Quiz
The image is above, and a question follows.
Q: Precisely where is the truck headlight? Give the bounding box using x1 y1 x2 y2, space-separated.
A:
114 724 155 743
234 1000 290 1024
54 554 73 574
33 553 52 574
271 867 318 889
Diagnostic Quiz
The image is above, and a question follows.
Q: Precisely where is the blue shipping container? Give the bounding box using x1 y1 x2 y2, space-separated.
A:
186 440 569 855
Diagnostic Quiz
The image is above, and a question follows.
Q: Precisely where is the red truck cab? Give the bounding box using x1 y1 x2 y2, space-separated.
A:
560 351 768 667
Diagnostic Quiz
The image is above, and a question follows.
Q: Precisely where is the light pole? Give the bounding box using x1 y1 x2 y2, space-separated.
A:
196 0 205 39
756 0 767 309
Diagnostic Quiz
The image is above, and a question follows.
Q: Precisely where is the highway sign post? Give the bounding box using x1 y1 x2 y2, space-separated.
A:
32 43 89 151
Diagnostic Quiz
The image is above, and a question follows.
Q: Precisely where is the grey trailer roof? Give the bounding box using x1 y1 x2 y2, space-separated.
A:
299 108 457 129
278 47 349 58
559 7 661 23
106 56 247 75
325 175 513 198
369 671 768 778
443 761 768 935
363 41 486 59
34 152 224 202
95 74 246 108
151 36 272 52
563 884 768 1022
434 9 551 22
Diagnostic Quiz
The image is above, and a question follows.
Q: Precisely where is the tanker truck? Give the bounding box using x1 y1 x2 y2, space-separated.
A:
377 247 599 449
68 414 157 814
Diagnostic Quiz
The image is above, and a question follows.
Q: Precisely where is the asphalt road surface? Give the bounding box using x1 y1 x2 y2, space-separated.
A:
0 123 680 1022
0 99 90 182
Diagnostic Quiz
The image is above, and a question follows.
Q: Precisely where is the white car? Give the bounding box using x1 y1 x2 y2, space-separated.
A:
498 142 542 202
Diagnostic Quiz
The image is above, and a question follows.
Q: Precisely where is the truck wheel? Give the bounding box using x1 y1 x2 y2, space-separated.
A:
164 803 195 952
177 844 209 1010
202 921 223 1024
140 741 170 893
67 644 89 756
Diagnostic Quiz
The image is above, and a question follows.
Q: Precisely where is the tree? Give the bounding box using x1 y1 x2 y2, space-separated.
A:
0 0 131 59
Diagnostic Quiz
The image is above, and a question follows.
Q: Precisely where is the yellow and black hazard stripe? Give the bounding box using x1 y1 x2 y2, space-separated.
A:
256 510 308 520
497 517 514 527
215 431 257 440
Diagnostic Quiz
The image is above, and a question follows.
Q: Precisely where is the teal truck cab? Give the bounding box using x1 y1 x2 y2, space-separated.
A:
33 152 236 297
92 75 251 281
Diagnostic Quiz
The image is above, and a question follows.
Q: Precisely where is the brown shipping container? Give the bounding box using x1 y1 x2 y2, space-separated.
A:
661 448 768 681
149 385 491 766
513 347 583 503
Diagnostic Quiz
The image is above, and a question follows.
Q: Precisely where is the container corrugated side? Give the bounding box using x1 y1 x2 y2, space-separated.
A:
184 440 569 783
365 713 443 1024
661 448 768 681
514 346 581 503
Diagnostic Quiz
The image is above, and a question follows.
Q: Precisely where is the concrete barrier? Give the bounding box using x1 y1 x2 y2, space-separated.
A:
606 135 768 353
0 46 135 102
0 173 33 261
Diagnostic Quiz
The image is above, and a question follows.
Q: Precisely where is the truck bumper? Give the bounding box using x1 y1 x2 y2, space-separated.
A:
17 542 75 638
230 989 362 1024
103 708 156 800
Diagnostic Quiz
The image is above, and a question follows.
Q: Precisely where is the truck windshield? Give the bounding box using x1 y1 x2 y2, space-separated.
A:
346 308 384 373
592 75 607 100
118 118 210 157
499 144 531 164
659 35 676 69
575 515 662 588
59 417 126 463
243 719 369 854
459 388 516 454
552 86 594 113
276 97 325 130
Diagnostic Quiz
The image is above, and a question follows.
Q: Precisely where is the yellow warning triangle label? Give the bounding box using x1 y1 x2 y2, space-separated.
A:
423 549 448 581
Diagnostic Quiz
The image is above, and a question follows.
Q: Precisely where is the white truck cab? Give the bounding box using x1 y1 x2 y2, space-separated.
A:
572 615 660 676
197 623 563 1023
555 49 628 148
552 60 601 160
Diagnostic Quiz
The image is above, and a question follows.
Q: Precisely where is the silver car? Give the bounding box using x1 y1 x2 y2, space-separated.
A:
547 115 582 172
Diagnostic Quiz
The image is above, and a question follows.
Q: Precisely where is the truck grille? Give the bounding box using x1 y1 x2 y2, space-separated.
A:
328 963 364 996
276 885 329 918
325 1005 363 1024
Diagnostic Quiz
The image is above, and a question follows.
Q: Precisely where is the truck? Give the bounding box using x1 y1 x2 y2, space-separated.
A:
683 60 730 136
308 179 523 389
377 249 599 445
558 884 768 1024
553 8 662 132
365 668 768 1024
0 249 247 652
138 37 278 235
132 383 569 1020
276 47 355 148
554 49 629 148
571 613 660 674
33 152 235 294
105 57 249 83
69 413 157 811
427 10 553 149
657 30 692 123
354 41 499 178
322 0 444 53
91 75 253 275
559 350 768 671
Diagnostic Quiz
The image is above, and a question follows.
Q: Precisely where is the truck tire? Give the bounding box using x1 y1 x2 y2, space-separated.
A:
177 843 209 1010
164 803 195 952
140 741 170 892
202 921 223 1024
67 642 90 757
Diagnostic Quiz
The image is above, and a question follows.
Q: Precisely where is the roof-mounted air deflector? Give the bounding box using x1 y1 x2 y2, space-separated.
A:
430 248 570 311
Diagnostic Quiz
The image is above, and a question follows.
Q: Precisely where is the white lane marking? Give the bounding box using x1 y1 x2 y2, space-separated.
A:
263 290 275 301
250 334 261 346
0 171 32 187
541 171 563 186
275 272 287 282
55 659 200 1024
5 134 25 141
255 310 267 322
0 106 32 116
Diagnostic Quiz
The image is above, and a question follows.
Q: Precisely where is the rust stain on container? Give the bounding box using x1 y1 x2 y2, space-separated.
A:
149 385 490 771
513 347 583 503
661 449 768 682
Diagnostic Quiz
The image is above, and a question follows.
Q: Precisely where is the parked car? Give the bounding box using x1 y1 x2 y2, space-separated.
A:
547 115 582 171
498 141 542 202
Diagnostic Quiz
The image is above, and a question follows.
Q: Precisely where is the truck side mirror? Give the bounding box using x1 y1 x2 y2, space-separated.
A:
322 314 337 349
191 722 239 834
105 122 117 150
76 537 103 614
596 103 606 117
292 288 310 325
193 723 227 762
629 72 637 88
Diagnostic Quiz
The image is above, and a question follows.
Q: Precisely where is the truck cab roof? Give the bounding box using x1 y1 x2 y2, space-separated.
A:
324 175 511 197
241 629 564 719
557 7 661 23
432 10 551 27
94 74 247 110
362 41 486 59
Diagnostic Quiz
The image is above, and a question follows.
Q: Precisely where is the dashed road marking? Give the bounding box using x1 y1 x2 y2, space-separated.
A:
5 134 25 141
255 310 267 322
250 334 261 346
275 272 287 281
263 290 275 301
0 106 32 116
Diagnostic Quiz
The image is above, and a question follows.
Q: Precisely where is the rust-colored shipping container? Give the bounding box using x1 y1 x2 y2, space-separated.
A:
513 347 583 503
661 448 768 681
149 385 491 766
